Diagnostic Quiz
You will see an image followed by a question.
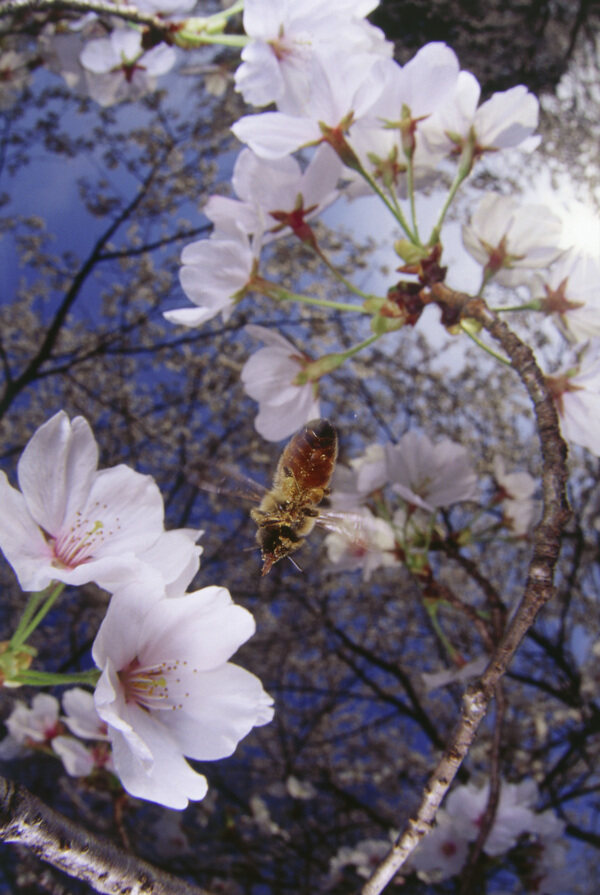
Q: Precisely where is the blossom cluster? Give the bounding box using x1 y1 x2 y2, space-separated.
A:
0 412 273 808
322 431 538 580
328 778 568 892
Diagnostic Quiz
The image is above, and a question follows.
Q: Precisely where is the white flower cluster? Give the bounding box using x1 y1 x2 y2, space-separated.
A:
328 778 568 892
0 412 273 808
324 433 540 579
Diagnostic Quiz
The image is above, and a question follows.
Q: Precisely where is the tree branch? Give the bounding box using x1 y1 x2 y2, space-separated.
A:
362 290 570 895
0 773 208 894
0 0 165 31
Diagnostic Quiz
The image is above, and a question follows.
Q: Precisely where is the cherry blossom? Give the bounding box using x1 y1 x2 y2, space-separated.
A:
62 687 109 741
138 527 204 596
165 223 261 328
445 779 560 857
235 0 390 112
0 411 201 593
5 693 62 745
92 580 274 808
462 193 564 287
493 456 537 537
324 507 399 580
534 249 600 343
349 43 460 188
205 145 342 244
328 444 386 510
328 836 399 883
410 810 470 881
0 50 36 109
241 325 321 441
421 74 540 162
232 49 388 160
357 431 478 512
80 29 177 107
546 342 600 456
51 736 115 777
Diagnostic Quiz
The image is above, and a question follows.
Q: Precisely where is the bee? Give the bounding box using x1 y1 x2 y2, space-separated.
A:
250 418 338 575
193 418 386 576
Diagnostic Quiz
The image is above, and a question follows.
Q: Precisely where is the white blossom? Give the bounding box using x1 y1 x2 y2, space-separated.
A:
232 49 388 160
241 325 321 442
493 456 537 536
52 735 115 777
328 444 386 510
349 43 460 188
80 29 177 106
358 431 478 512
205 145 342 243
5 693 61 745
421 74 539 160
547 342 600 456
166 224 260 328
235 0 390 112
0 411 197 593
324 507 399 580
92 580 274 808
62 688 109 740
410 810 469 881
463 193 564 287
534 249 600 343
445 779 559 857
328 837 396 882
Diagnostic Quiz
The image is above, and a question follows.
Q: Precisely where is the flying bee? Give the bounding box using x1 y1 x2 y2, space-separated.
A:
250 418 338 575
192 418 391 576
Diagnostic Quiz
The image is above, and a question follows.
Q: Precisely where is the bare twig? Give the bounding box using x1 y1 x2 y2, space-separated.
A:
0 773 208 894
362 290 570 895
0 0 165 30
458 683 506 894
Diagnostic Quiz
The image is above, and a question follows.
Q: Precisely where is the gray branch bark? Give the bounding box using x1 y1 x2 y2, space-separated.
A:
0 774 208 895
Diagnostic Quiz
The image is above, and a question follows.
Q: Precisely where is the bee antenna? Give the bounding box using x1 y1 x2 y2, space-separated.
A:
287 556 303 573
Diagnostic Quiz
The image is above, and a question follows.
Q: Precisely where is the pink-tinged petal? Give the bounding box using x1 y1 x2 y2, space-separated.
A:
244 323 301 352
232 113 321 159
235 41 284 107
82 465 164 558
167 662 274 760
80 38 119 74
138 588 256 670
17 412 98 535
400 42 459 117
109 28 143 61
109 713 208 808
140 528 203 596
241 349 301 402
476 85 538 148
63 687 107 740
163 306 219 327
242 0 281 38
142 44 177 77
92 575 165 669
52 736 95 777
254 394 320 441
204 195 258 234
232 148 299 202
0 472 54 591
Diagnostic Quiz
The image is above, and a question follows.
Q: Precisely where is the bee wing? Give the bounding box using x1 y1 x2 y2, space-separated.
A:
187 461 268 504
315 509 387 539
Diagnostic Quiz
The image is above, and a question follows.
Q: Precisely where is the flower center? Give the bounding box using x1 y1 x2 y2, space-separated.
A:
47 505 117 569
119 657 190 713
